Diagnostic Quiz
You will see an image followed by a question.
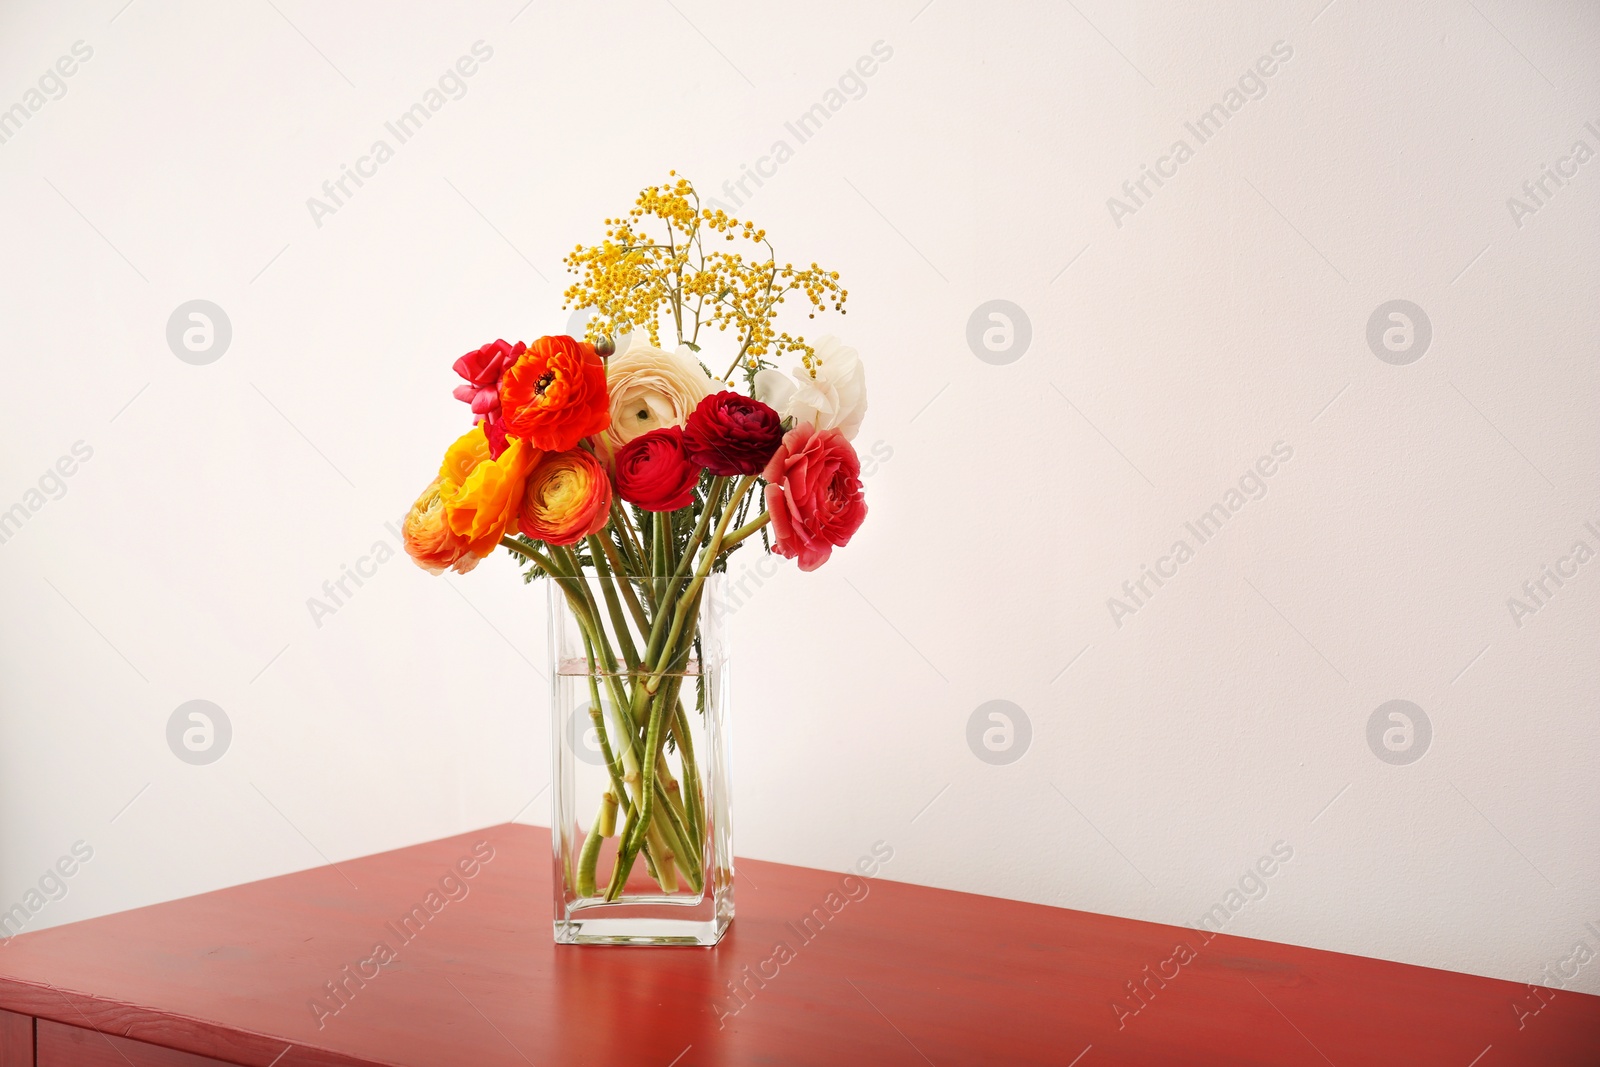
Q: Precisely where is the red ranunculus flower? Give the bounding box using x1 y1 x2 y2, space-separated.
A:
614 427 701 512
500 335 612 452
761 424 867 572
683 391 785 476
453 339 524 457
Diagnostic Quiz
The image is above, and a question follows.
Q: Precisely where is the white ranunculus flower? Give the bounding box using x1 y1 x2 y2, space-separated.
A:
753 336 867 441
601 344 717 451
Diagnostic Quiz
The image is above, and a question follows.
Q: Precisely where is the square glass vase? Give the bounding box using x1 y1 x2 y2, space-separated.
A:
548 571 733 946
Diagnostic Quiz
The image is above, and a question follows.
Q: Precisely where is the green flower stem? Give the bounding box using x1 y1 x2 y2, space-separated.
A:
712 471 733 526
718 511 770 554
580 647 692 861
575 819 605 897
588 620 700 895
655 510 667 575
670 696 704 846
646 476 753 696
554 546 617 660
552 550 647 733
606 615 704 897
585 537 643 670
577 788 621 898
596 676 698 894
644 814 678 893
569 580 658 897
580 631 634 820
650 513 668 605
596 789 619 838
576 601 700 891
500 536 560 575
653 789 701 891
610 674 674 893
648 671 703 876
635 570 706 881
608 805 638 889
614 642 700 872
590 668 698 889
610 801 664 893
662 672 705 856
552 552 695 892
664 507 679 575
593 533 651 636
608 679 675 899
680 479 729 583
610 502 649 579
560 563 648 805
642 477 725 667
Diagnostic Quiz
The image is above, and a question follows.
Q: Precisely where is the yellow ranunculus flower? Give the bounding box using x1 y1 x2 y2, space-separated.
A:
438 425 538 557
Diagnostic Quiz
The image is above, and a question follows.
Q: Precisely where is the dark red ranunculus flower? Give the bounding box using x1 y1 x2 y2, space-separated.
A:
682 391 785 476
613 427 702 512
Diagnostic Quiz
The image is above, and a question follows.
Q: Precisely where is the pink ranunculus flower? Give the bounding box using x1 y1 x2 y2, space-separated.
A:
761 423 867 572
452 339 526 457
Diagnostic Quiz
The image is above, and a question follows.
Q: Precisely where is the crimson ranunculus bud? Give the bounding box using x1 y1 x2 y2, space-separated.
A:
682 391 785 476
613 427 701 512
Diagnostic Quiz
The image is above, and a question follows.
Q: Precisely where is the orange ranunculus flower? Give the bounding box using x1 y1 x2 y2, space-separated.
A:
519 448 613 546
437 424 538 556
500 335 611 452
403 478 481 575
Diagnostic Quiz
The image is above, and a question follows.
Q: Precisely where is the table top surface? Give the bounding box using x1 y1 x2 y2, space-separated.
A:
0 823 1595 1067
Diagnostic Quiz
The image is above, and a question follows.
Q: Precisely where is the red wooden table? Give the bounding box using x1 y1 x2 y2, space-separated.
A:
0 823 1594 1066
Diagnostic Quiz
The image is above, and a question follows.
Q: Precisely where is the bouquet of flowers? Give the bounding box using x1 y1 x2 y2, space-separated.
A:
401 175 868 939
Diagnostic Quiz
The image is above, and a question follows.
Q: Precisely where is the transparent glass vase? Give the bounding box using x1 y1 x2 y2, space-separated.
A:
549 571 733 946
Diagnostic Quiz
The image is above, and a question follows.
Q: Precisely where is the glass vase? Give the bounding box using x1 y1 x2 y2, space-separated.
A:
548 570 733 946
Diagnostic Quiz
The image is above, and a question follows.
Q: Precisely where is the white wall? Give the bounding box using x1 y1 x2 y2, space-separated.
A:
1 0 1596 995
